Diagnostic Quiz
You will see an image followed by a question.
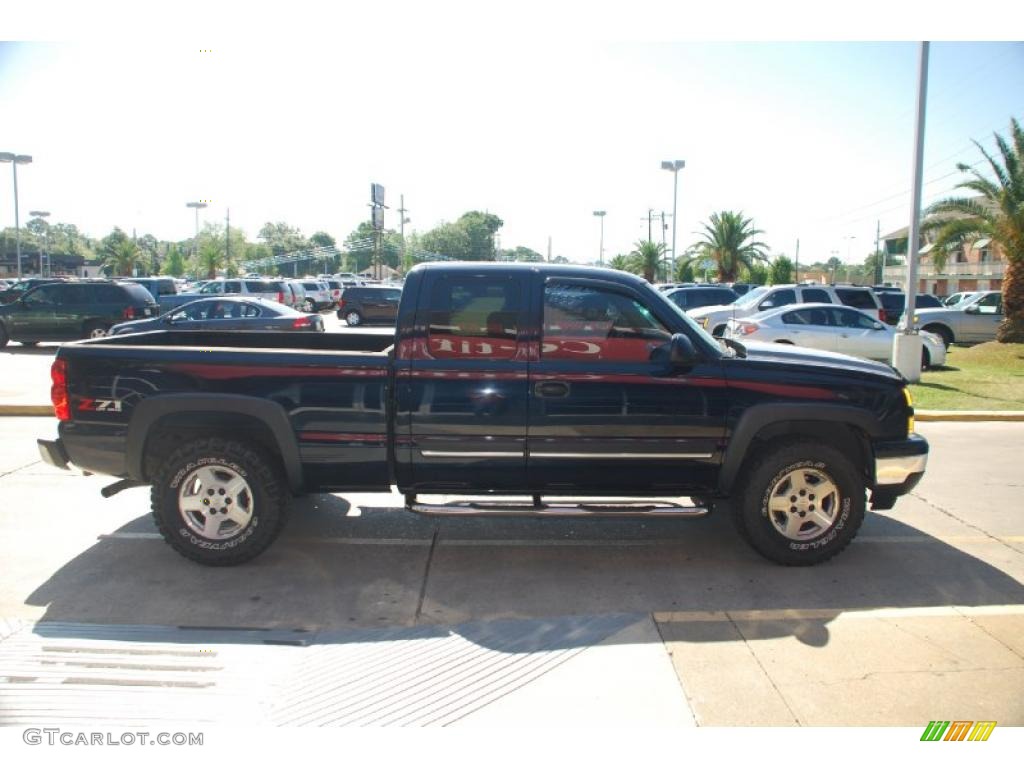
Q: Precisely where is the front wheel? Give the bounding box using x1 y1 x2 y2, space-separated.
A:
343 310 363 327
150 437 289 566
734 440 865 566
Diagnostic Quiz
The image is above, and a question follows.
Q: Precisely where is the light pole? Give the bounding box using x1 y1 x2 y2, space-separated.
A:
1 152 33 280
661 159 685 279
29 210 50 277
592 210 606 266
186 201 208 261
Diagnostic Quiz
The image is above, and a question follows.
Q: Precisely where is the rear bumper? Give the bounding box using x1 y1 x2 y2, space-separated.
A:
37 438 70 470
870 434 928 510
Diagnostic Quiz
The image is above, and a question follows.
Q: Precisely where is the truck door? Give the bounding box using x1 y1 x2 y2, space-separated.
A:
400 271 530 491
527 277 726 494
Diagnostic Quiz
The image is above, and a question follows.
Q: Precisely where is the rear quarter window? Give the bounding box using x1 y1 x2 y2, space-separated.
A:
835 288 877 309
801 288 831 303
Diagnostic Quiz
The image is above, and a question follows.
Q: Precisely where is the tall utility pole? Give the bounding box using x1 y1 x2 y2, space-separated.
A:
1 153 33 279
398 195 410 270
874 220 882 284
547 236 552 263
592 211 606 266
893 41 930 382
646 209 654 242
661 160 685 280
225 208 231 270
186 201 208 261
794 239 800 284
29 210 50 276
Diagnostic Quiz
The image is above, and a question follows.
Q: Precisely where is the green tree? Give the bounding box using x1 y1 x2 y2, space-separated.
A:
99 228 141 276
310 231 336 249
769 255 794 285
683 211 769 282
608 253 633 272
162 245 186 277
629 240 666 283
825 256 843 283
923 118 1024 341
675 260 695 282
498 246 544 262
258 221 307 255
420 221 471 260
457 211 504 260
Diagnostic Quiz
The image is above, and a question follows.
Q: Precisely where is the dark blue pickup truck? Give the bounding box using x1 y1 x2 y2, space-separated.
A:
38 263 927 567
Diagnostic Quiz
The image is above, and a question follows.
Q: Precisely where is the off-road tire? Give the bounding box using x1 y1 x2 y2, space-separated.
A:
151 437 288 566
733 439 865 566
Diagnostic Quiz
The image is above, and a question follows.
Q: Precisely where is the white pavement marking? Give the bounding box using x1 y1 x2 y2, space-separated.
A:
654 604 1024 623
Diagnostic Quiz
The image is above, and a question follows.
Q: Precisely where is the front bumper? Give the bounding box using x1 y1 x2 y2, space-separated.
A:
37 438 70 470
870 433 929 510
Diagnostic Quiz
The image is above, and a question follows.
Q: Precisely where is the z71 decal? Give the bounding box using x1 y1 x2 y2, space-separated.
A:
76 397 123 413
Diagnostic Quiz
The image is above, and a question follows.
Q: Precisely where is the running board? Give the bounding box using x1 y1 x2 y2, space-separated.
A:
407 498 708 518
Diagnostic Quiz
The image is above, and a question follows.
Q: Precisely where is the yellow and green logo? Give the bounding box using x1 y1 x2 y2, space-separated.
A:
920 721 997 741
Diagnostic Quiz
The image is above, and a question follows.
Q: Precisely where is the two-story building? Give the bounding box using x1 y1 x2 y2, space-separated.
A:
881 198 1005 296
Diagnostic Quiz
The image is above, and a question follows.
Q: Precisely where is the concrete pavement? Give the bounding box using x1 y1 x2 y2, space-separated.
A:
0 418 1021 726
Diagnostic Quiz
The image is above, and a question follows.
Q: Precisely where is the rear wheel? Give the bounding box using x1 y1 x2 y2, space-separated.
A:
83 321 110 339
733 440 865 566
150 437 288 566
343 310 363 327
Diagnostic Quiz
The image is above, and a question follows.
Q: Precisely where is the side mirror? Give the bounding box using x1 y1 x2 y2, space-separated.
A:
759 300 775 310
669 333 698 367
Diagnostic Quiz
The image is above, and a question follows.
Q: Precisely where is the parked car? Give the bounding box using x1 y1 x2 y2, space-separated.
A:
160 277 290 312
722 303 946 368
688 283 884 337
0 277 67 305
878 291 943 325
323 278 343 306
0 279 158 346
39 262 927 568
298 280 333 311
110 296 324 336
283 280 308 311
665 285 738 312
336 284 402 326
125 277 179 303
913 290 1004 347
943 291 978 307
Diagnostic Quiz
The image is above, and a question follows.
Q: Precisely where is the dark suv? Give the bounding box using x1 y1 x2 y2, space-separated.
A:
0 280 159 346
0 277 67 305
336 285 402 326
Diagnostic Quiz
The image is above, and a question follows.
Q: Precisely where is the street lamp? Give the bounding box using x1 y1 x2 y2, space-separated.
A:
29 210 50 277
186 201 208 259
592 210 606 266
0 152 33 280
660 159 685 279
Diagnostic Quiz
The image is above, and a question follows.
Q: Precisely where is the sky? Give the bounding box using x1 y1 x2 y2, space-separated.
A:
1 8 1022 270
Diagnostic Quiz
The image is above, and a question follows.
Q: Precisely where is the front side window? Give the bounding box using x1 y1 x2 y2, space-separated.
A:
423 276 522 360
543 282 671 362
975 293 1002 314
760 289 796 309
23 285 62 305
782 308 832 326
199 282 222 295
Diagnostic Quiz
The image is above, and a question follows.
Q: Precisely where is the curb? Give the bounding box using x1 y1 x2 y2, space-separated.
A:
0 405 54 416
916 410 1024 422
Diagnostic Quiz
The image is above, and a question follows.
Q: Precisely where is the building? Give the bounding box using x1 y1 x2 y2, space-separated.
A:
880 198 1005 296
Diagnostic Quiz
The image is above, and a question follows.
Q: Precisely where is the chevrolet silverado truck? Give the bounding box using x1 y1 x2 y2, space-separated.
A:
37 263 928 567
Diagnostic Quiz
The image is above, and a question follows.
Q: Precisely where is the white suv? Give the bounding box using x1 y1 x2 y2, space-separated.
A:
688 284 884 337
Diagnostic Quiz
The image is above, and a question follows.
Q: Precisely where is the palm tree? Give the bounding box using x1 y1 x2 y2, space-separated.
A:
923 118 1024 343
683 211 769 283
101 239 141 277
629 240 666 283
195 239 224 280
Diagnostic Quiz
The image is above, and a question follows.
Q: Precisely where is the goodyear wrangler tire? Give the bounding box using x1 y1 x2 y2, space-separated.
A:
735 440 865 566
151 437 288 566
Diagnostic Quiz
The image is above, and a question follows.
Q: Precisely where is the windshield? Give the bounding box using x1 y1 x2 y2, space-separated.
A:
733 286 770 308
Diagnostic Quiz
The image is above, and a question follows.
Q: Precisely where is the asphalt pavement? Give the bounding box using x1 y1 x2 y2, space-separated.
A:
0 417 1021 726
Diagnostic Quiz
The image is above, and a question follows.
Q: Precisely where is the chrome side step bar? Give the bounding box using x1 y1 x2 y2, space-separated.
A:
406 497 708 518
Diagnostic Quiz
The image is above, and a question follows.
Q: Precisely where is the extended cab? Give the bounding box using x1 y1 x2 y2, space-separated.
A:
38 264 927 567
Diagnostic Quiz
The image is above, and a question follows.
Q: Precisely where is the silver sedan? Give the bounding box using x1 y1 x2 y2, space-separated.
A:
723 303 947 368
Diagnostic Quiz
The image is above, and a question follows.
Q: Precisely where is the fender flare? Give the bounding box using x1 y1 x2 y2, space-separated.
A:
718 403 883 494
124 393 304 492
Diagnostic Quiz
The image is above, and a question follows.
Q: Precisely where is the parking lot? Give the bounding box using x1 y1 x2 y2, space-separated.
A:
1 416 1021 726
